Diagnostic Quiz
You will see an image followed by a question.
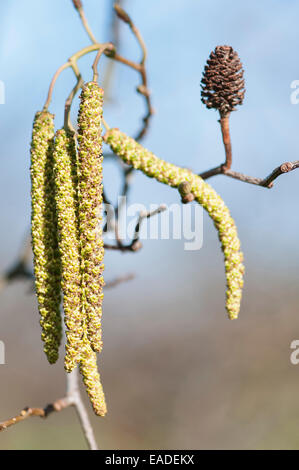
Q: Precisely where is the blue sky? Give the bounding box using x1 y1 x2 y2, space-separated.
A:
0 0 299 276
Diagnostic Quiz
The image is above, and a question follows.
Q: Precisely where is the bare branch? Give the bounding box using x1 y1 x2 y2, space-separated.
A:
105 273 135 289
112 4 154 141
219 114 232 170
0 398 68 432
71 0 82 11
72 0 98 45
64 74 84 131
102 0 123 100
199 160 299 188
104 204 167 252
0 368 98 450
92 43 115 82
66 369 99 450
0 233 33 293
73 0 154 140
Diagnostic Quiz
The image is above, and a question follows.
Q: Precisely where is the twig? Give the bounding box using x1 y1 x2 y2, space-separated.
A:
219 114 232 170
199 160 299 188
199 104 299 187
71 0 82 11
92 43 115 83
0 395 68 432
0 233 33 293
114 4 146 64
115 165 135 220
0 368 99 450
104 204 167 252
43 62 70 111
43 44 116 111
71 0 98 45
66 369 99 450
72 1 153 140
105 273 135 288
64 74 84 131
102 0 123 100
113 4 154 141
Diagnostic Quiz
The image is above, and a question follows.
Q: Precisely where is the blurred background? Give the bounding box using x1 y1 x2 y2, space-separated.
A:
1 0 299 450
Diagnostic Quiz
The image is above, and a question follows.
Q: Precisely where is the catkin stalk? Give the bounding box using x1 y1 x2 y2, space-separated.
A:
104 129 244 320
53 129 84 372
77 82 105 352
30 111 62 363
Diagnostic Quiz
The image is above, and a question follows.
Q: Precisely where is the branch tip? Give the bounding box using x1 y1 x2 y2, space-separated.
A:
72 0 82 11
114 4 132 26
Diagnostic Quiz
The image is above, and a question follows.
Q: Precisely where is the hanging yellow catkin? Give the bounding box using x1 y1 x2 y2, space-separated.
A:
104 129 244 320
77 82 105 352
52 129 84 372
80 338 107 416
53 128 107 414
30 111 62 363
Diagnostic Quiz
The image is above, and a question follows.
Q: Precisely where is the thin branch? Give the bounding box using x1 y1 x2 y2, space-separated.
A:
0 233 33 293
108 52 140 72
43 62 70 111
0 368 98 450
259 161 299 187
72 1 154 140
66 369 99 450
198 165 222 180
219 114 232 170
104 204 167 252
102 0 123 100
104 241 141 252
114 4 146 64
115 165 135 220
71 0 98 45
64 74 84 131
105 273 135 288
0 396 69 432
92 43 115 82
43 44 116 111
199 160 299 188
200 105 299 187
71 0 82 11
113 4 154 141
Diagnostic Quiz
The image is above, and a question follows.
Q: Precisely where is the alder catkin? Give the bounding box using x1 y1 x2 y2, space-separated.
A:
53 129 84 372
104 128 244 320
79 337 107 416
53 128 107 415
77 82 105 352
30 111 62 363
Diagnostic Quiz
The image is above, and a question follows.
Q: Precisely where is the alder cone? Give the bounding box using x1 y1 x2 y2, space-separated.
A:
201 45 245 117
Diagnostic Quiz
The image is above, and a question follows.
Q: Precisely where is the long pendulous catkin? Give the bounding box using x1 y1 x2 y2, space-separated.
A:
80 338 107 416
53 127 107 415
77 82 105 352
30 111 62 363
53 129 84 372
104 128 244 320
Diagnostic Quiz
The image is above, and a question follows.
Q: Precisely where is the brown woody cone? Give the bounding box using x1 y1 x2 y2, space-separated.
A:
201 45 245 117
